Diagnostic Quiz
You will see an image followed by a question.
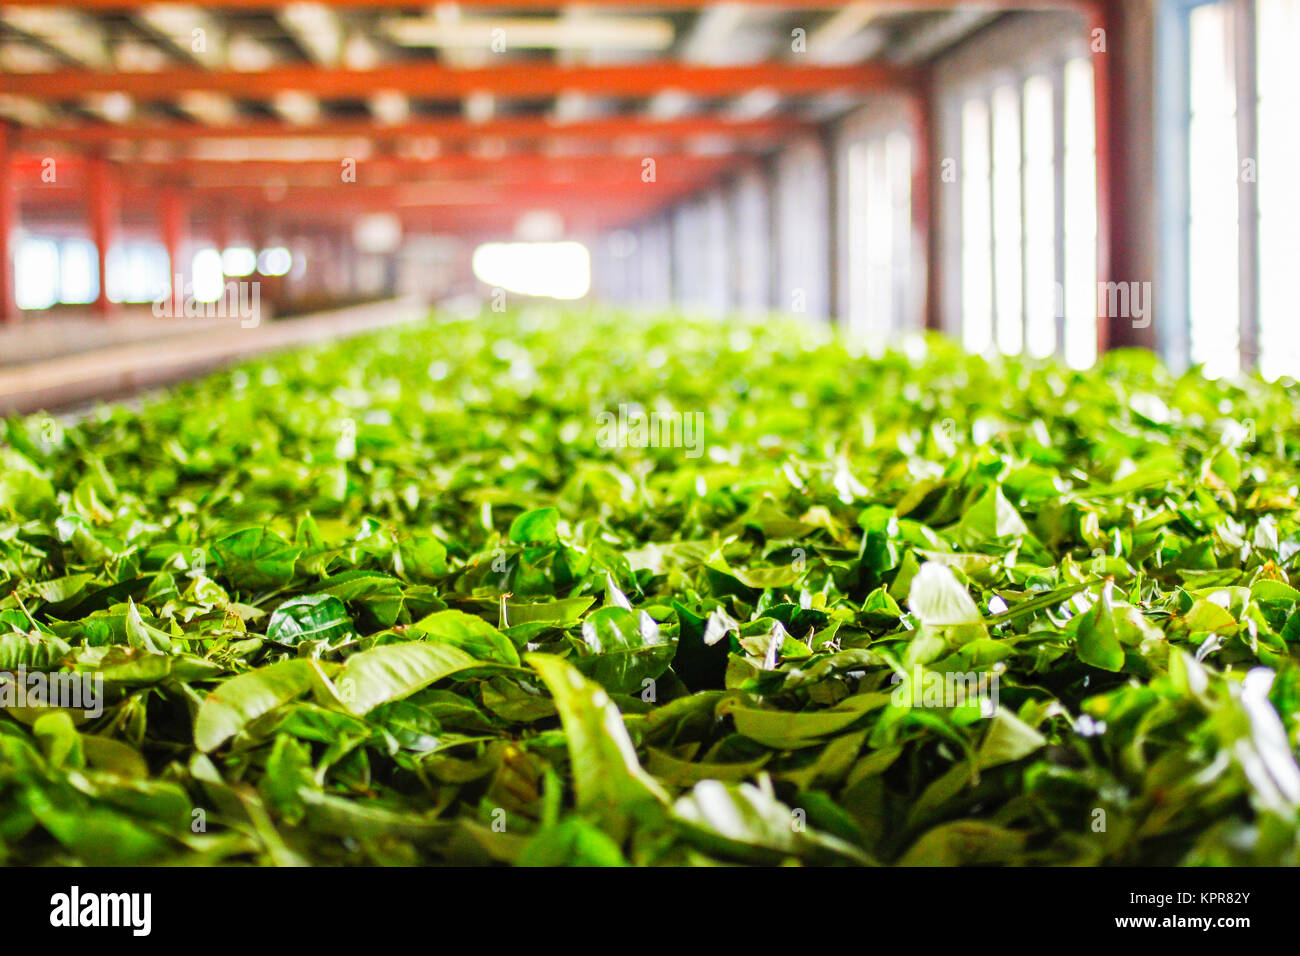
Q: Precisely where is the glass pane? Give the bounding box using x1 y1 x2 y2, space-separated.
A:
886 131 913 332
1187 0 1240 379
846 140 871 335
731 172 768 314
109 242 169 304
1063 56 1098 369
704 192 729 317
775 144 829 318
1258 0 1300 381
865 138 893 335
992 83 1023 355
1023 73 1056 359
961 96 993 354
15 238 60 311
58 238 98 304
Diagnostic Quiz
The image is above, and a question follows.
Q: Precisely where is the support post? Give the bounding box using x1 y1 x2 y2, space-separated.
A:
161 189 187 315
0 124 15 322
912 70 940 332
1089 0 1153 353
88 154 118 318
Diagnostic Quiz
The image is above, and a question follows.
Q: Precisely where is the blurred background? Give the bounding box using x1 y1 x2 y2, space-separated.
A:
0 0 1296 411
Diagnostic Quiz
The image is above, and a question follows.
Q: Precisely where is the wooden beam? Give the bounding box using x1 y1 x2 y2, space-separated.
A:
0 61 915 102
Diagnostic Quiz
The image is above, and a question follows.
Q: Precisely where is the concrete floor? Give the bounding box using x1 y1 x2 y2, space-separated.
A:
0 298 429 416
0 308 242 368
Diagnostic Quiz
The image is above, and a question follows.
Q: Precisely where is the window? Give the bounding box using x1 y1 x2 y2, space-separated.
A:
471 242 590 300
190 248 226 304
671 201 712 313
58 239 98 305
774 139 831 319
952 53 1097 367
15 235 107 310
1161 0 1300 381
638 216 672 307
1187 1 1240 378
669 198 731 316
961 97 993 354
1062 58 1098 369
14 238 59 311
1023 74 1056 359
845 130 912 338
1256 0 1300 380
730 168 770 315
107 241 169 304
702 191 730 317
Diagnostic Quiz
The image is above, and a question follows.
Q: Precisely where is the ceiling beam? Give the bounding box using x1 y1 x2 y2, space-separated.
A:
16 172 738 233
889 8 1005 62
0 8 111 69
117 180 725 211
381 13 675 51
0 1 1099 11
11 153 732 187
0 61 916 101
22 180 724 208
135 5 227 69
805 2 888 64
15 114 806 146
279 3 344 66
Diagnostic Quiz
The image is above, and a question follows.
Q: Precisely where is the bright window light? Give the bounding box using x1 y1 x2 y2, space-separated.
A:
108 242 169 303
991 83 1023 357
59 238 98 304
867 141 894 335
1063 56 1098 370
15 238 59 311
961 97 993 355
1257 0 1300 381
222 246 258 277
847 131 911 340
1023 74 1056 360
191 248 225 303
257 246 293 277
471 241 591 300
353 213 402 254
1187 1 1240 380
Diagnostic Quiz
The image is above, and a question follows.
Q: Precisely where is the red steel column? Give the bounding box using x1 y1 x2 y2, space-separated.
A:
88 154 118 318
161 189 187 315
1090 0 1112 354
912 69 939 332
212 213 231 259
1088 0 1146 353
337 229 355 297
0 123 16 322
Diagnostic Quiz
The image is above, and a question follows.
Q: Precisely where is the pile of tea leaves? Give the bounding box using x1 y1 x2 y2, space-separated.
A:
1 307 1298 866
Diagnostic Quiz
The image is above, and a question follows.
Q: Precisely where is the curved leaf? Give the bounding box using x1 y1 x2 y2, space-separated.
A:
526 653 667 833
337 642 478 715
195 659 317 752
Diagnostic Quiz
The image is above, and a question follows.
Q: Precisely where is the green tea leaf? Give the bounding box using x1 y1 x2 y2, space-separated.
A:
195 659 317 752
338 642 478 715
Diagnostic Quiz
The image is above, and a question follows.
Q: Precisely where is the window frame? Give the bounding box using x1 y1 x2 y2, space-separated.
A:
1157 0 1265 374
932 11 1094 363
835 96 918 338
